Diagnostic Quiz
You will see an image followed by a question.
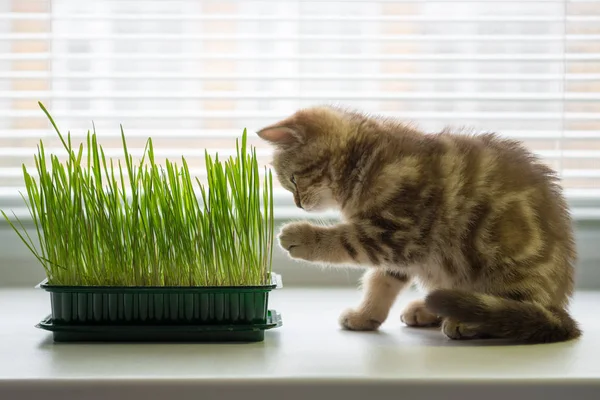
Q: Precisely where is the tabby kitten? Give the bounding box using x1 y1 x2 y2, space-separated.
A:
257 106 580 343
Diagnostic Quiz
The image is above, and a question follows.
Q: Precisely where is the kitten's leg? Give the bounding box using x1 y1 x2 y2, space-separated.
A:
401 299 442 327
340 269 411 331
278 222 396 266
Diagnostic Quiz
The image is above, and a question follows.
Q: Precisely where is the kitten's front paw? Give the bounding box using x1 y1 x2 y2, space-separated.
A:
278 222 319 261
339 308 382 331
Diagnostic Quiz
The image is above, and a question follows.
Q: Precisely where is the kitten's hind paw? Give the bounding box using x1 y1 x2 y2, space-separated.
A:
441 318 482 340
401 299 442 327
339 308 382 331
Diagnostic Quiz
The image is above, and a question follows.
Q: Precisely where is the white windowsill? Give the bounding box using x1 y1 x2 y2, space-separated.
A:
1 288 600 400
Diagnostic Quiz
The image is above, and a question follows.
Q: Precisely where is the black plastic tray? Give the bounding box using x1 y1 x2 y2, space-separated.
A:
36 310 282 342
39 273 282 325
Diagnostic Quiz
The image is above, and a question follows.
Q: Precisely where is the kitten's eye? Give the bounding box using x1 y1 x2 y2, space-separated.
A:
290 175 296 185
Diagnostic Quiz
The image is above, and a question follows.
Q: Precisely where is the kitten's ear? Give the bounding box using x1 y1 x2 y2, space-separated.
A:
256 126 303 147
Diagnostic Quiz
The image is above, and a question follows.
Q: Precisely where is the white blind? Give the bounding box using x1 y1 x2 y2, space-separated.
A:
1 0 599 219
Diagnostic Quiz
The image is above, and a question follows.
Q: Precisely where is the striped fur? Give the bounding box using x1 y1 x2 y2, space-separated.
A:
257 106 580 343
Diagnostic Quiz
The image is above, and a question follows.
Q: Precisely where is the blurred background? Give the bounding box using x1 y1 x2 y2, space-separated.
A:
0 0 599 287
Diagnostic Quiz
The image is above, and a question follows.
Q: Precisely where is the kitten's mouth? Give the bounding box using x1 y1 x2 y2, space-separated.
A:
294 198 304 209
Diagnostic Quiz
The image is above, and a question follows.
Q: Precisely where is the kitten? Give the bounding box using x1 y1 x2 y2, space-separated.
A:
257 106 581 343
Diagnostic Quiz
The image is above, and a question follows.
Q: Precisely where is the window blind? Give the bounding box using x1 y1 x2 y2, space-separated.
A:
1 0 599 220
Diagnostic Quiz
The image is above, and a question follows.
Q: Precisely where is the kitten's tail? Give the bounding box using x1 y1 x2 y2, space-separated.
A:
425 289 581 343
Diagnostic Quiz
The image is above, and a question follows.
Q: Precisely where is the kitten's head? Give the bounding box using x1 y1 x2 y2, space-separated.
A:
257 106 355 212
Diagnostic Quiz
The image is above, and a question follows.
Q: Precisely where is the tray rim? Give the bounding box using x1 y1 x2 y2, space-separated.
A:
36 273 283 292
36 309 282 333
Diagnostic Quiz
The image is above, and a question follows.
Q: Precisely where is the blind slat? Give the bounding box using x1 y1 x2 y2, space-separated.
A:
2 91 599 101
0 111 598 120
1 13 599 23
4 33 600 42
1 72 599 81
2 53 599 61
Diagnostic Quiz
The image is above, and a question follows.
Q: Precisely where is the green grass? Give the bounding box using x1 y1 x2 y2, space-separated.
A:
2 102 274 287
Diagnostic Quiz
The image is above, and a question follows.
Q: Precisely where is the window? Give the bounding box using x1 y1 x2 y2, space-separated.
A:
1 0 599 286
